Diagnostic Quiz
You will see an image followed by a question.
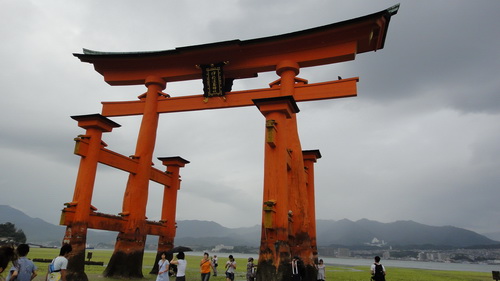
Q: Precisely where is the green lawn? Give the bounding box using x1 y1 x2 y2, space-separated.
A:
2 248 492 281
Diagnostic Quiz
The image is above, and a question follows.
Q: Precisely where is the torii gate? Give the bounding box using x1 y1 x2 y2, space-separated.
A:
61 5 398 281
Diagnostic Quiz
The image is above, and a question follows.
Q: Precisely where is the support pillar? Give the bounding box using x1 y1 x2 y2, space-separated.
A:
254 60 319 281
64 114 120 281
277 61 316 280
150 156 189 274
104 76 166 278
302 150 322 264
254 92 299 281
287 116 315 281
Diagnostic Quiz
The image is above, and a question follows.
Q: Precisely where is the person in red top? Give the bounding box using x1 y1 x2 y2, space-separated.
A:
200 252 214 281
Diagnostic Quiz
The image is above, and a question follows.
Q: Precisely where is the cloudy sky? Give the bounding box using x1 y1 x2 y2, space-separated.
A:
1 1 499 237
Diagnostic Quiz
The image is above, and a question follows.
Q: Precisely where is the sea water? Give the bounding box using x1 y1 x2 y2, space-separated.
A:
321 257 500 273
188 252 500 273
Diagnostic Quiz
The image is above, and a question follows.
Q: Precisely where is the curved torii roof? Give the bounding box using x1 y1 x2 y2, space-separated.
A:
74 4 399 86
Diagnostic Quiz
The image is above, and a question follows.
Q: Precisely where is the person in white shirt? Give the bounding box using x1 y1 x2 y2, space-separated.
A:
225 255 237 281
212 255 218 276
170 252 187 281
46 244 72 281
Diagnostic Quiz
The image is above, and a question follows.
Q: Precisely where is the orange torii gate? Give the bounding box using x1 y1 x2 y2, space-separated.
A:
61 5 398 281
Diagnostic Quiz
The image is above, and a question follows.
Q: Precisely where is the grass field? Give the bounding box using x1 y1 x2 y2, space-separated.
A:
1 248 493 280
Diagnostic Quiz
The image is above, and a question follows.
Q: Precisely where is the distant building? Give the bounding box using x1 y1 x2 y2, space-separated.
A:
383 251 390 260
337 248 351 257
365 237 386 247
211 244 234 252
417 251 445 261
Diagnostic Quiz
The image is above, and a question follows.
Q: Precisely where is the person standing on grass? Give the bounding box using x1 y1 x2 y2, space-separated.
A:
156 252 170 281
225 254 236 281
370 256 386 281
46 243 72 281
212 255 218 276
6 244 37 281
200 252 214 281
316 259 325 281
170 252 187 281
246 257 256 281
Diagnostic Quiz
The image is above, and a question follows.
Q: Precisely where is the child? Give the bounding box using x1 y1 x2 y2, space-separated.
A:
7 244 37 281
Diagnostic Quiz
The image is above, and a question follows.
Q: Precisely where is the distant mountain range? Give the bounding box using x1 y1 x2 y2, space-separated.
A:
1 205 498 248
316 218 499 247
0 205 116 245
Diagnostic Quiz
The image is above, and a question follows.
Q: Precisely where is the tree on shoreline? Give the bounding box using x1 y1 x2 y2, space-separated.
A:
0 222 27 244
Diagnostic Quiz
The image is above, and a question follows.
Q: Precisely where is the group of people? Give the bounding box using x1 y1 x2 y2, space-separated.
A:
160 253 385 281
155 252 252 281
292 256 326 281
160 252 386 281
0 243 37 281
1 244 387 281
0 243 72 281
293 255 386 281
156 251 187 281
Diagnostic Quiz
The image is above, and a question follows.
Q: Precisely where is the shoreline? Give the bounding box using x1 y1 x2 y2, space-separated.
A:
185 251 499 273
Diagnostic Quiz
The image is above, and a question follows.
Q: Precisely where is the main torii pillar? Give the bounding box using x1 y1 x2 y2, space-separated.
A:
68 4 398 280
